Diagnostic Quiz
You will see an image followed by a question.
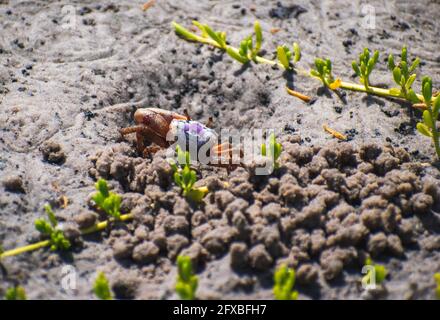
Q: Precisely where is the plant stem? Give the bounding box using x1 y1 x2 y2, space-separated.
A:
363 76 370 91
429 109 440 158
0 213 134 259
338 81 424 101
433 130 440 158
0 240 51 258
80 213 133 235
339 81 397 97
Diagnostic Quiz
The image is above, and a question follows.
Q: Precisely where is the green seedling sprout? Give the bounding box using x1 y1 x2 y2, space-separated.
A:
261 133 282 169
5 286 27 300
273 264 298 300
169 146 208 202
0 179 133 260
416 76 440 159
92 178 121 220
310 58 341 90
387 46 420 103
362 257 388 287
175 255 198 300
234 21 264 63
352 48 379 90
93 271 112 300
34 204 71 251
277 42 301 70
434 273 440 299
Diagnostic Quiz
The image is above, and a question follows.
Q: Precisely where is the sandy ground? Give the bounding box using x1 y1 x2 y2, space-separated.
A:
1 0 440 299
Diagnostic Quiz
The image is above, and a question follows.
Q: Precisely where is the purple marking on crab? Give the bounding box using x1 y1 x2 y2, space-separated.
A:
183 121 204 134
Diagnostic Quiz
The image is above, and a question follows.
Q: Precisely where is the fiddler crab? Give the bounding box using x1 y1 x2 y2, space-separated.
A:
120 108 239 168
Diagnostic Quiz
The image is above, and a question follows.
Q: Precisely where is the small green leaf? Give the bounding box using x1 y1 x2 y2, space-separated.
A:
433 95 440 120
93 178 121 219
5 286 27 300
400 61 408 79
360 62 367 75
176 255 198 300
261 142 267 156
172 22 199 42
293 42 301 63
239 39 248 57
44 204 58 228
363 48 370 61
352 61 360 76
387 54 395 71
277 46 290 69
407 89 420 103
392 67 401 84
203 24 225 48
254 20 262 53
35 204 71 251
94 272 112 300
261 133 282 169
363 258 388 286
417 122 432 137
372 50 379 64
310 70 320 77
185 188 208 203
181 166 192 187
315 58 325 75
226 47 249 64
374 265 387 284
401 46 407 62
405 74 416 90
96 179 109 198
174 171 182 187
389 88 401 96
246 37 253 53
35 218 53 235
50 230 71 251
422 76 432 103
367 59 375 75
409 57 420 73
176 145 191 166
423 110 434 128
169 160 178 173
325 59 332 73
273 264 298 300
191 20 208 37
434 273 440 299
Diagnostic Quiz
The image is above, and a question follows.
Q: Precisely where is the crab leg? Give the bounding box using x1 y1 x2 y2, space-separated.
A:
120 125 168 155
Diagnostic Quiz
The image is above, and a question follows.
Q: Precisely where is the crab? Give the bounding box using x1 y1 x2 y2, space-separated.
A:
120 108 238 167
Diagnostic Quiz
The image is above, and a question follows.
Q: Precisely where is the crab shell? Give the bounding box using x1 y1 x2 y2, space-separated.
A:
133 108 218 152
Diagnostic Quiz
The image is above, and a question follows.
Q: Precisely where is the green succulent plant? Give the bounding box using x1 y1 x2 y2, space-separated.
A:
261 133 282 169
277 42 301 70
169 146 209 202
416 76 440 159
362 257 388 287
387 46 420 103
273 264 298 300
93 272 112 300
5 286 27 300
34 204 71 252
175 255 198 300
92 178 122 220
352 48 379 90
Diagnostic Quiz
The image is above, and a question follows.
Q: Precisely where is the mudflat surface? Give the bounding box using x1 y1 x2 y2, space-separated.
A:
1 0 440 299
